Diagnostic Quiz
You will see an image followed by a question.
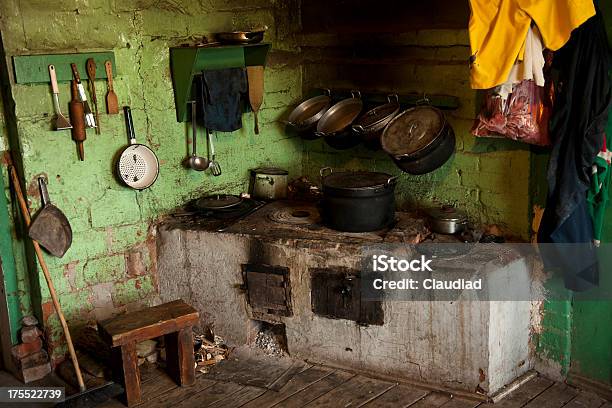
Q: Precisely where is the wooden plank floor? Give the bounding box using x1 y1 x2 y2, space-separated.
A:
94 350 610 408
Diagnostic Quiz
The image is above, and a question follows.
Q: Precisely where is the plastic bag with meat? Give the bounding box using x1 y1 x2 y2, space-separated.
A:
471 79 551 146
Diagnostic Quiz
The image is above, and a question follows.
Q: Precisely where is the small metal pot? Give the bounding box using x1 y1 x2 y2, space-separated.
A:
352 95 400 150
320 167 397 232
316 92 363 150
428 206 467 234
250 167 288 200
285 91 331 140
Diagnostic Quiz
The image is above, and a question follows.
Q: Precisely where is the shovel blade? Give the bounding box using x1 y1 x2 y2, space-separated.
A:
28 206 73 257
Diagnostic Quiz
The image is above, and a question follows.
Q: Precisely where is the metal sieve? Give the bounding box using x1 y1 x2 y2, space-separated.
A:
116 106 159 190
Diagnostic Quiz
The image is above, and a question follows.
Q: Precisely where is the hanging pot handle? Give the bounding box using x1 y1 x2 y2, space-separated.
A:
416 94 431 105
387 94 399 104
352 124 365 134
320 167 333 179
123 106 137 145
350 90 361 99
387 175 399 186
322 88 331 97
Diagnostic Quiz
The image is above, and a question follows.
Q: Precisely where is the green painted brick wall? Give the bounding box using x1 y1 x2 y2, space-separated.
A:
0 0 304 358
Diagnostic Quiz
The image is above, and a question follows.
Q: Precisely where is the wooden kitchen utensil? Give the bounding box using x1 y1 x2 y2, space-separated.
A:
69 80 86 161
8 164 86 393
104 60 119 114
246 66 264 134
86 58 101 134
70 63 96 129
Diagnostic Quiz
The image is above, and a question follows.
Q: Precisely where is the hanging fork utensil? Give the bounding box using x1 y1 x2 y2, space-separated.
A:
207 129 221 176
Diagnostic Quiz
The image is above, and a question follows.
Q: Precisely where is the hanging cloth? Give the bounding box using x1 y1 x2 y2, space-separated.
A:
468 0 595 89
497 25 545 100
198 68 247 132
587 135 612 246
537 8 611 292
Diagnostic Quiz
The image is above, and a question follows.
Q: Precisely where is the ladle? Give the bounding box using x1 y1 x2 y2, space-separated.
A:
188 101 210 171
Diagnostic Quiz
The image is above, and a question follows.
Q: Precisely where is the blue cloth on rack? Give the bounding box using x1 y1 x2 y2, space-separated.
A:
198 68 247 132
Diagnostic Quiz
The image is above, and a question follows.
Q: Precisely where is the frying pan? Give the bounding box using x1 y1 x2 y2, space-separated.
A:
28 177 73 257
116 106 159 190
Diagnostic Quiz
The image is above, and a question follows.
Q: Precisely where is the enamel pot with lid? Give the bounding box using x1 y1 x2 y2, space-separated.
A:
250 167 288 200
320 167 397 232
315 92 363 150
381 105 455 175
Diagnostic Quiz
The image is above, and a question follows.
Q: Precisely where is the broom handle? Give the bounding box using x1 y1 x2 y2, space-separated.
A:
8 166 86 392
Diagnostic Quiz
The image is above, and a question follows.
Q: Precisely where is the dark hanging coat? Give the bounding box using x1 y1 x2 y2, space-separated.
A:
538 8 611 291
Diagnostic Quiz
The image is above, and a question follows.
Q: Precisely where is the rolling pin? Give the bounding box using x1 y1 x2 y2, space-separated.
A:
69 80 86 161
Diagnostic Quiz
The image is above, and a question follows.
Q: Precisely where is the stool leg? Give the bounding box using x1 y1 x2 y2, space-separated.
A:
112 342 141 407
165 327 195 386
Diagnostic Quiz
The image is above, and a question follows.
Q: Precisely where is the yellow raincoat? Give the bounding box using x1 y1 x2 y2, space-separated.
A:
469 0 595 89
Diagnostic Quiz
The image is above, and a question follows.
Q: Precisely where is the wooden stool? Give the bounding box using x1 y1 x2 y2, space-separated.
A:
98 300 199 406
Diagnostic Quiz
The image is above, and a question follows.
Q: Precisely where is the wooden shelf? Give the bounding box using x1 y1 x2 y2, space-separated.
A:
170 43 271 122
12 52 116 84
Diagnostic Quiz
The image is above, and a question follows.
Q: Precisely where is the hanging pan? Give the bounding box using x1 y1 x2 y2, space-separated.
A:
116 106 159 190
28 177 73 258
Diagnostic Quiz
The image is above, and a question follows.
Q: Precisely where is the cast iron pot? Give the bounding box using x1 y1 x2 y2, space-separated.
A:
390 126 456 175
381 105 456 175
352 95 400 150
285 92 331 140
315 93 363 150
320 167 397 232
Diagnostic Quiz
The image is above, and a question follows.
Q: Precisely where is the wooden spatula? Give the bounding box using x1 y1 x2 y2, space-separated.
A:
104 60 119 114
246 66 264 135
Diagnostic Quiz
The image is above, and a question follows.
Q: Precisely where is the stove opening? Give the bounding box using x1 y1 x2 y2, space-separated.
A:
248 320 288 357
291 210 310 218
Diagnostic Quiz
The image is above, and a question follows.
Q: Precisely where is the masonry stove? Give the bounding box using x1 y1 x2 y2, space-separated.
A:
157 200 534 398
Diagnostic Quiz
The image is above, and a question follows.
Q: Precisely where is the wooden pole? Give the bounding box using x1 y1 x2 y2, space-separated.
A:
8 165 86 392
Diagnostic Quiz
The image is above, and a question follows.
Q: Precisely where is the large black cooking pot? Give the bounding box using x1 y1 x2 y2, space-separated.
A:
320 167 397 232
381 105 455 175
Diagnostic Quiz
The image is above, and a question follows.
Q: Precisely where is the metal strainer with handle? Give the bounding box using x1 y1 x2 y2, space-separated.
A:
116 106 159 190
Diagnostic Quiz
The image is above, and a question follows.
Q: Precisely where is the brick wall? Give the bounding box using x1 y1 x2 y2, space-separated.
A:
297 28 532 239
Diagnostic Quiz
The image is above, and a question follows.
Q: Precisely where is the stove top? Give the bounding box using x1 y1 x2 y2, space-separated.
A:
168 199 430 244
266 205 321 225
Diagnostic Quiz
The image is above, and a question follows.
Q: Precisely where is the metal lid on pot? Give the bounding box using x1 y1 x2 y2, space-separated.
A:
381 106 445 157
427 205 467 222
354 101 399 129
323 171 394 190
252 167 288 175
